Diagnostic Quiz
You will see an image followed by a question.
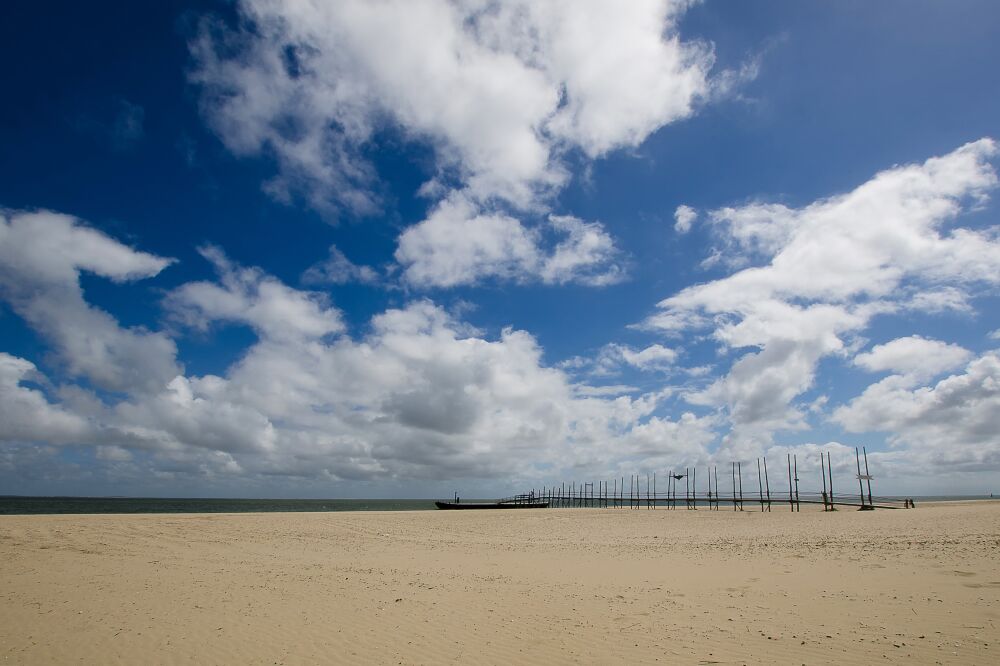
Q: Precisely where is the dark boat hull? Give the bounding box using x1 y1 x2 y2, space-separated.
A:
434 501 549 510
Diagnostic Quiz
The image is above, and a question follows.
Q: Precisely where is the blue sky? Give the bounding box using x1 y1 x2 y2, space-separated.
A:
1 0 999 498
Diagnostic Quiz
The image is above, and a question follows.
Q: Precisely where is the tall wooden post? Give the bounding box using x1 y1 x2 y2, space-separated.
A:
757 457 765 511
685 467 691 510
706 466 712 509
763 456 771 512
827 452 834 508
787 454 794 512
863 447 873 508
855 447 866 509
821 452 828 510
737 461 744 511
667 470 677 511
692 467 697 510
793 454 800 512
732 462 738 511
714 465 719 511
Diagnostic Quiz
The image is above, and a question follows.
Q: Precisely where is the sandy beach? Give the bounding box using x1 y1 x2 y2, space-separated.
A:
1 502 998 664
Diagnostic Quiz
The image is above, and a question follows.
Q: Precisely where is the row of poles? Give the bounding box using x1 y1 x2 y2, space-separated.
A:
511 447 893 511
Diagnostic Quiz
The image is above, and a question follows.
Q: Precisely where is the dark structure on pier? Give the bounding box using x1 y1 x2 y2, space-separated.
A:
504 447 912 511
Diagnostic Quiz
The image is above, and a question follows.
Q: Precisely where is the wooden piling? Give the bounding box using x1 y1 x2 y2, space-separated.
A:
763 456 771 512
821 452 829 511
793 454 800 512
757 457 765 511
855 447 867 509
737 461 744 511
732 462 738 511
714 465 720 511
827 451 834 508
684 468 689 510
692 468 697 510
787 454 794 512
706 466 712 510
667 470 672 510
863 447 874 508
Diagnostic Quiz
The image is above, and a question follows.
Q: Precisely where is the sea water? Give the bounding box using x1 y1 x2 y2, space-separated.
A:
0 497 445 514
0 495 991 515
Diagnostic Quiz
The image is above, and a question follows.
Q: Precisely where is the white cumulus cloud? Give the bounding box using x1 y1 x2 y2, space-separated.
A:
644 138 1000 455
0 353 94 445
166 245 345 342
673 204 697 234
2 217 715 484
395 194 625 287
853 336 972 383
190 0 732 286
191 0 716 214
834 351 1000 470
0 210 179 394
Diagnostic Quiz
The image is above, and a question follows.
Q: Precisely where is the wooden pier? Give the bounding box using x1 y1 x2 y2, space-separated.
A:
503 448 913 511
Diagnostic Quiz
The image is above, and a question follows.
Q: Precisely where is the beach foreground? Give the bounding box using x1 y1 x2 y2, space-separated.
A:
2 502 998 664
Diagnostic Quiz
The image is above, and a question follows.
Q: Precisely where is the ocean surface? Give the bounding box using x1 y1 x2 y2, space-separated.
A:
0 495 992 515
0 497 452 515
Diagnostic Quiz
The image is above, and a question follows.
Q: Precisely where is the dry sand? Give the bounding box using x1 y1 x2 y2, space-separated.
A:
2 501 998 665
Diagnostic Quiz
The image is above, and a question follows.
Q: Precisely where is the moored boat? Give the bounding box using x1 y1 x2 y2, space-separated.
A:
434 501 549 510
